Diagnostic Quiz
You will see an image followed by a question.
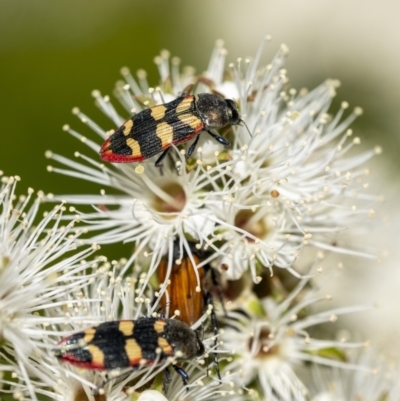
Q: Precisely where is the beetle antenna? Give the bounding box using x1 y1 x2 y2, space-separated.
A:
240 119 252 138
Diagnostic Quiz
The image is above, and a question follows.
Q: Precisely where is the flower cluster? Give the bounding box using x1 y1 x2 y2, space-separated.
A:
46 39 378 282
0 38 389 401
0 175 100 400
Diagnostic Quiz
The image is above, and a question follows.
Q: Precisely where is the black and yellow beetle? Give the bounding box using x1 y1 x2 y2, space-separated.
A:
56 317 204 385
100 93 242 166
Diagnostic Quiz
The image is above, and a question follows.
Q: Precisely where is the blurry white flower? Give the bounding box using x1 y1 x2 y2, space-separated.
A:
220 264 371 401
45 38 378 283
138 390 168 401
310 349 399 401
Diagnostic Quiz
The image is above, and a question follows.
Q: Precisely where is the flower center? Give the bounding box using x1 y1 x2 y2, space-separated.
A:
234 209 269 242
74 388 106 401
252 269 299 299
248 327 279 359
151 183 187 218
223 276 248 301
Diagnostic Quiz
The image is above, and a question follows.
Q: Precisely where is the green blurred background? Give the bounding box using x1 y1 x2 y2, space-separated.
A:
1 0 399 195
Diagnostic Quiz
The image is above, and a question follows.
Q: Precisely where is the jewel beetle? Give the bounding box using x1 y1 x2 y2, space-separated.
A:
55 317 204 385
100 93 242 167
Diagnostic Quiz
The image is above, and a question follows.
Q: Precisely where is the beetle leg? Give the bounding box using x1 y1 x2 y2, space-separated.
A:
204 291 222 381
155 148 171 174
187 135 200 158
173 365 189 390
207 131 230 147
163 366 172 394
209 266 227 317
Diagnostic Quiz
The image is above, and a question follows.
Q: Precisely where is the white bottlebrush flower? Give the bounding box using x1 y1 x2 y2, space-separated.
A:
220 263 371 401
45 37 378 283
310 349 400 401
0 176 101 400
0 175 100 388
202 40 380 280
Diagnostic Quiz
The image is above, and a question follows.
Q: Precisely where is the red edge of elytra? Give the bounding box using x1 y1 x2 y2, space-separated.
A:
58 353 146 370
58 353 107 370
99 138 146 163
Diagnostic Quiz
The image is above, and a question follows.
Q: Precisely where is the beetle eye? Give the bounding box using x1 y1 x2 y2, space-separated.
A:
225 99 240 125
